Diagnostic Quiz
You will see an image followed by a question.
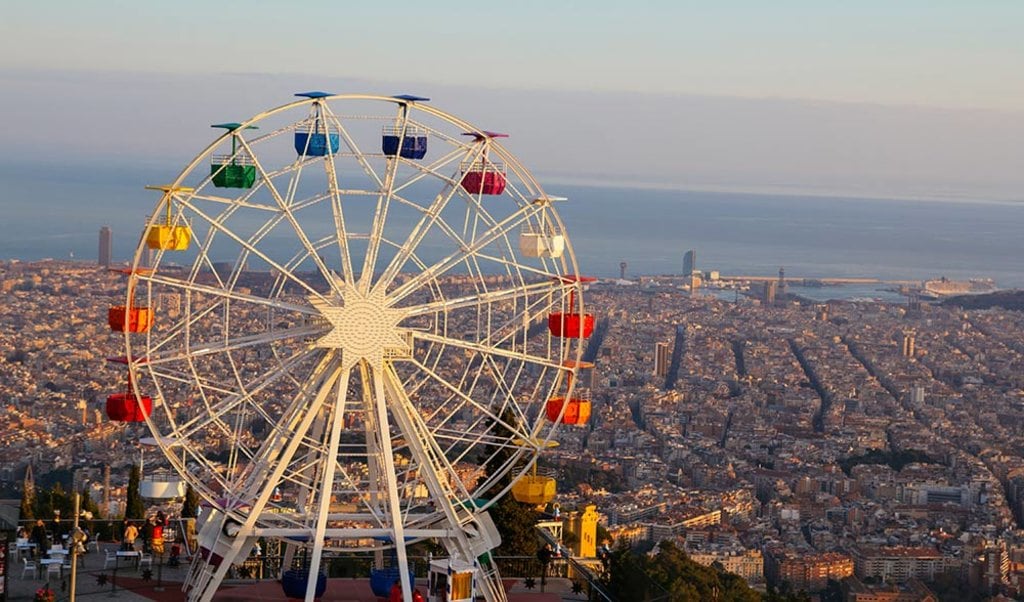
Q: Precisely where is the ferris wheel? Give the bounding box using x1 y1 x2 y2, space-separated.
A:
106 92 596 602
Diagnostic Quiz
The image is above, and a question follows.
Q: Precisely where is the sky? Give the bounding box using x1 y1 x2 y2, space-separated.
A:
1 0 1023 200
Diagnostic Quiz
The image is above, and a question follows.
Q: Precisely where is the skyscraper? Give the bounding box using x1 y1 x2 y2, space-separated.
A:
762 280 777 306
98 226 112 267
902 330 916 358
683 249 696 275
654 342 671 378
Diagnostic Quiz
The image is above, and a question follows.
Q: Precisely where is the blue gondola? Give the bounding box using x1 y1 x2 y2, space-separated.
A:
293 92 340 156
294 128 340 156
370 566 416 597
281 569 327 599
382 125 428 159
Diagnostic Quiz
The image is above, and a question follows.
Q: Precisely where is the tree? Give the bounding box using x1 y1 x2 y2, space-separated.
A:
181 483 200 518
606 540 761 602
19 467 36 522
125 464 145 519
479 408 540 557
49 483 74 516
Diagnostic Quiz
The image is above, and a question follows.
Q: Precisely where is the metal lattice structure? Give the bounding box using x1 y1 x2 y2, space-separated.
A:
116 93 591 602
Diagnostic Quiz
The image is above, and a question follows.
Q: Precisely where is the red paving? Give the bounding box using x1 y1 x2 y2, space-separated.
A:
211 579 559 602
112 577 560 602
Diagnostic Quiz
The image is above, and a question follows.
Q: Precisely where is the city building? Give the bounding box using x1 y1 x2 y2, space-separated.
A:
844 577 937 602
98 226 112 267
762 280 777 305
689 549 764 583
683 249 696 276
654 341 671 379
902 331 916 358
766 549 854 593
853 547 953 582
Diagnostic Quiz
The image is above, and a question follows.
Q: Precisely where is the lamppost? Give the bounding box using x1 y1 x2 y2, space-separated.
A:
69 494 88 602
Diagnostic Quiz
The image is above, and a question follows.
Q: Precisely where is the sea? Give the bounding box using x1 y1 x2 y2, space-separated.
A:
2 159 1023 302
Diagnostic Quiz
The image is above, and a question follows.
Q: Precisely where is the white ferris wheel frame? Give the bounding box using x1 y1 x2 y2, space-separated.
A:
118 94 592 602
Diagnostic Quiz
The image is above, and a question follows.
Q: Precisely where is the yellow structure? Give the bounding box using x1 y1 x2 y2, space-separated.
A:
512 475 556 505
568 504 600 558
146 225 192 251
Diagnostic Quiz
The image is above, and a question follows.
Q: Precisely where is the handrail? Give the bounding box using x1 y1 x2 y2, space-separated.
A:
535 524 617 602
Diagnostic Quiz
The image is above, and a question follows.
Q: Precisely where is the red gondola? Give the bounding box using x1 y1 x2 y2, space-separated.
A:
106 392 153 422
105 356 152 422
547 275 597 339
460 131 508 195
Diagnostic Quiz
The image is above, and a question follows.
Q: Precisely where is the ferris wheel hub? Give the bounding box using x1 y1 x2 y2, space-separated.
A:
310 281 410 369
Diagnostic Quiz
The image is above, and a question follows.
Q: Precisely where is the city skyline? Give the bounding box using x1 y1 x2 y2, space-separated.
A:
2 4 1024 600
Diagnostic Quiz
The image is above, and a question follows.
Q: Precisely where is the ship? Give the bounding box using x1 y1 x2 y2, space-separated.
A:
919 277 996 298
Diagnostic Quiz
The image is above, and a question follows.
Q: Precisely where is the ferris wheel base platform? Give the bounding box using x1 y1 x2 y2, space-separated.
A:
210 578 564 602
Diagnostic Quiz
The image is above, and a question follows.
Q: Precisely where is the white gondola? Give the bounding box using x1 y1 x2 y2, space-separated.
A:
428 557 476 602
519 197 566 258
141 470 187 500
139 436 186 500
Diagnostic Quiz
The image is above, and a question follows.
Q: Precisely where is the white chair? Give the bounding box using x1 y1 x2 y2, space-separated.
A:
46 561 61 581
139 552 153 570
104 550 118 569
22 558 38 579
87 539 100 553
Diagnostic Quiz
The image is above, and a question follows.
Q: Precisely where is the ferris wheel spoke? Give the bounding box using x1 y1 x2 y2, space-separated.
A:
197 354 346 595
382 364 477 512
307 366 350 589
405 356 535 444
324 108 385 190
390 144 471 197
172 347 323 441
234 352 342 497
190 192 279 212
323 149 356 284
372 145 486 296
409 329 565 372
145 324 323 366
367 362 413 594
402 279 558 318
386 200 545 305
178 198 331 302
358 108 411 293
238 137 342 297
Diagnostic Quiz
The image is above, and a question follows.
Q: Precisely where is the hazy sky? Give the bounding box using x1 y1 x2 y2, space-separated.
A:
1 1 1022 200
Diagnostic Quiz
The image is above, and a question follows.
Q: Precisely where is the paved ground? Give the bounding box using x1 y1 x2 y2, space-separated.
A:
6 542 585 601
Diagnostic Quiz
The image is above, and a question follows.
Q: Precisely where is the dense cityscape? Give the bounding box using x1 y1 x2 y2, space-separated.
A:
3 256 1023 601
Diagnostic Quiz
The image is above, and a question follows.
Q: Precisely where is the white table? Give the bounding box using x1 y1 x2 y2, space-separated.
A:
47 548 67 559
40 558 64 578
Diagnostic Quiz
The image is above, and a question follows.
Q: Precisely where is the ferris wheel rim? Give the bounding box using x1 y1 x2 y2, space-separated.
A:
120 94 590 576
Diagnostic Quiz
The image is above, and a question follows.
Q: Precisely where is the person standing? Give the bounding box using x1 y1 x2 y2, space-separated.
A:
123 521 139 551
31 519 48 558
152 512 167 554
141 516 155 553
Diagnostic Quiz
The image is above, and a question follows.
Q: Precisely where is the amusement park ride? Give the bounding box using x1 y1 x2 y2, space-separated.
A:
104 93 596 602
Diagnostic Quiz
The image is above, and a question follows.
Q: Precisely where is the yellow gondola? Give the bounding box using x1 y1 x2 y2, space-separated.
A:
144 185 193 250
512 472 556 505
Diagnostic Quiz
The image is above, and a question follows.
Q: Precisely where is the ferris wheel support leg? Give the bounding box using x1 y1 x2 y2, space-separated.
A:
191 356 344 602
381 365 508 602
370 362 415 602
305 368 351 602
